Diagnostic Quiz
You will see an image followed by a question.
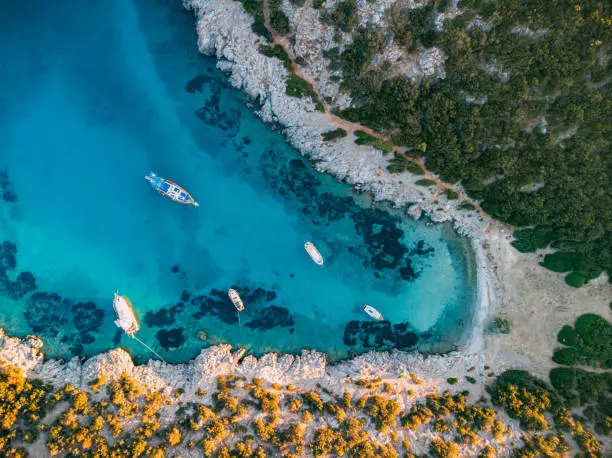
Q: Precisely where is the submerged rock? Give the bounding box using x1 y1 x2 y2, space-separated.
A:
344 320 419 350
245 305 294 331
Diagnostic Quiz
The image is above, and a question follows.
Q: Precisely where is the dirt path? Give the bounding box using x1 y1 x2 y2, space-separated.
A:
262 0 494 230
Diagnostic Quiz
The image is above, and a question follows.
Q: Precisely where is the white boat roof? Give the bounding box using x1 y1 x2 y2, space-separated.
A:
114 295 138 331
305 242 324 264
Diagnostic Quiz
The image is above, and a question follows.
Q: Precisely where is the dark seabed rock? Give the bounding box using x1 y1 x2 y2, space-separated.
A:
0 171 18 203
399 259 418 281
195 80 241 137
344 320 419 350
112 329 122 346
412 240 435 256
351 208 408 271
24 292 70 335
185 74 209 93
0 240 17 271
8 271 37 299
144 302 185 327
71 301 104 333
245 305 294 331
157 327 186 350
0 241 39 300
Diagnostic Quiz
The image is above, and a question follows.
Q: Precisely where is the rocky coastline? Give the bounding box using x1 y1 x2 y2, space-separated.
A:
184 0 490 238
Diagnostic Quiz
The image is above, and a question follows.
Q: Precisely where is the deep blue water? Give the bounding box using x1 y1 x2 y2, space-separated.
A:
0 0 475 362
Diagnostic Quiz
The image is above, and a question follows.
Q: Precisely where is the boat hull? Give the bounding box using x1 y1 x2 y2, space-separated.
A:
145 172 199 207
113 293 140 336
228 288 245 312
363 305 383 321
304 242 324 265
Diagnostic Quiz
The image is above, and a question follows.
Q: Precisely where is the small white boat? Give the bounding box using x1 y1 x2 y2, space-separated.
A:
363 304 383 321
113 292 140 337
304 242 324 265
228 288 245 312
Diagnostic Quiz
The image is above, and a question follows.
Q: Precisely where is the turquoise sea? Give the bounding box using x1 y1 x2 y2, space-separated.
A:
0 0 475 363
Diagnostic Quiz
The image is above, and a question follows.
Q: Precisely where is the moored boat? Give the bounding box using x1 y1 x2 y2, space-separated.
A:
228 288 245 312
304 242 324 265
113 292 140 336
363 304 383 321
145 171 199 206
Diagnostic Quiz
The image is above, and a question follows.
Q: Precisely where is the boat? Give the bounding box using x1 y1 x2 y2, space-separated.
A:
363 304 383 321
304 242 324 265
228 288 245 312
113 292 140 337
145 171 199 207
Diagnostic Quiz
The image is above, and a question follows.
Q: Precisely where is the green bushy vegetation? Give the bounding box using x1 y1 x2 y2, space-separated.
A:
553 313 612 368
321 128 347 141
268 0 290 35
549 314 612 435
493 317 510 334
386 153 424 174
354 130 393 154
328 0 612 285
320 0 358 33
511 226 554 253
285 75 325 112
237 0 273 42
415 179 436 187
259 44 292 71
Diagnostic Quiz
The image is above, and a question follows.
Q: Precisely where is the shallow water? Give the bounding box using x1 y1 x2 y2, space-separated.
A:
0 0 475 362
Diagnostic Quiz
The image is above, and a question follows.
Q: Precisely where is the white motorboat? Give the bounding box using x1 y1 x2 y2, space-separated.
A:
113 292 140 336
363 304 383 321
228 288 245 312
304 241 324 265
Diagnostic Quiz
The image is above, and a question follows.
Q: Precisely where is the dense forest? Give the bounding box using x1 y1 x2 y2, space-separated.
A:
321 0 611 287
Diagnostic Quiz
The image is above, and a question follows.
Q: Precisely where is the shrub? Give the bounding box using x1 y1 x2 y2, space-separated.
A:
166 426 182 446
354 377 382 389
259 45 292 71
415 179 436 186
251 387 280 413
447 377 458 385
465 376 476 384
445 189 459 200
354 130 393 154
553 314 612 368
552 347 580 366
322 128 347 141
287 396 302 413
557 325 579 346
493 317 510 334
488 371 559 431
320 0 358 32
366 396 401 431
342 391 352 409
430 438 460 458
387 153 424 174
302 392 324 411
269 0 290 35
285 75 323 111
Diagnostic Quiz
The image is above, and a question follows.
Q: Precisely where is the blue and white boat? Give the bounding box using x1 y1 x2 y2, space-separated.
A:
145 171 199 207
